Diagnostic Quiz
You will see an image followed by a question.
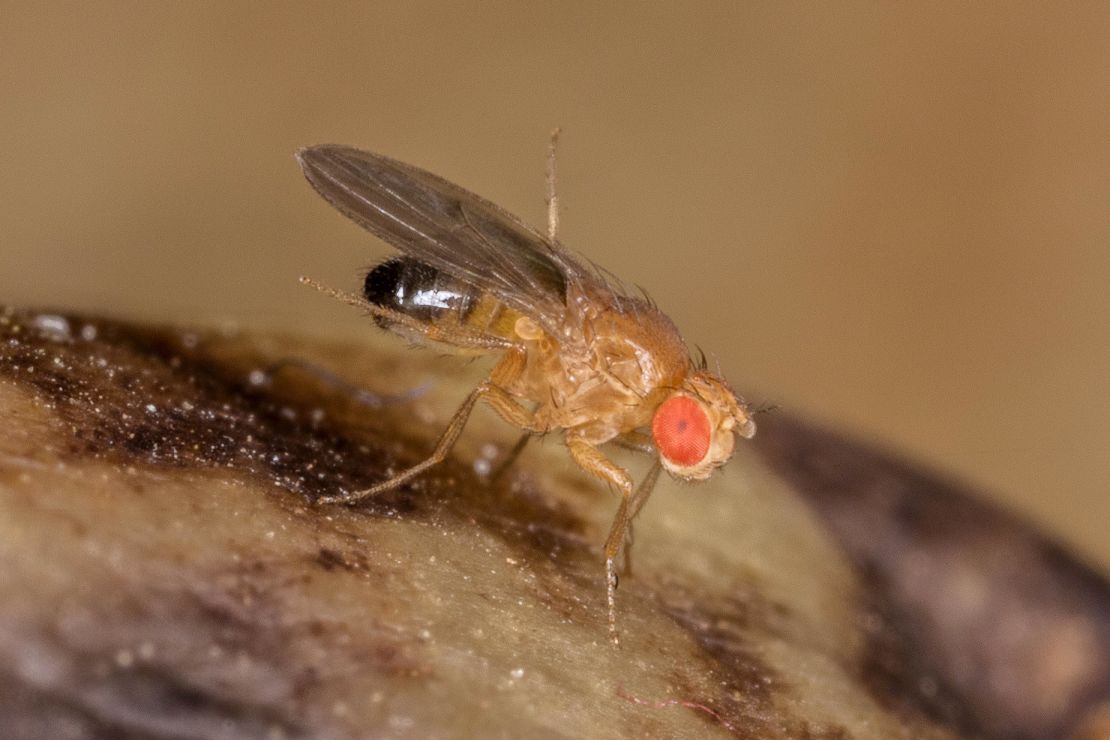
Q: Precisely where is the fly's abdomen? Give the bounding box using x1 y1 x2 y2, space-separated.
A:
364 257 477 323
363 257 519 344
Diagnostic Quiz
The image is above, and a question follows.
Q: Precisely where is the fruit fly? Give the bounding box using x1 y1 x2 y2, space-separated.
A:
296 135 756 644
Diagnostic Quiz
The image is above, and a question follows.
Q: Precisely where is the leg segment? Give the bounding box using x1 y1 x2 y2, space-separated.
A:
629 460 662 522
488 432 531 483
619 460 662 578
319 352 535 505
611 430 656 457
566 437 638 645
602 433 661 577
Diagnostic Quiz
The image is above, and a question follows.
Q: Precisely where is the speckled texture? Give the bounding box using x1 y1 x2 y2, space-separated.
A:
0 306 1105 738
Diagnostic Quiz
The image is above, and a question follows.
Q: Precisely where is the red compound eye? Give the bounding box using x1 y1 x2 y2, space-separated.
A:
652 395 711 467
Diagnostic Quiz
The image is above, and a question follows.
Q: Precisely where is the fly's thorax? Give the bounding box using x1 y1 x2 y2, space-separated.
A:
587 300 691 396
363 257 520 344
520 296 696 438
651 371 755 481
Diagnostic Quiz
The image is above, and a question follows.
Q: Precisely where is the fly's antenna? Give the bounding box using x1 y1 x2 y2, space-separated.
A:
299 275 371 311
546 126 562 243
749 400 781 415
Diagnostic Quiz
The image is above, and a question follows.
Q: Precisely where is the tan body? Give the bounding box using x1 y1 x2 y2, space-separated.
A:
298 136 754 644
324 277 731 645
505 286 689 445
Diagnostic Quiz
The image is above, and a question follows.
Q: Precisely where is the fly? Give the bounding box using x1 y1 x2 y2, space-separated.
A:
296 132 756 644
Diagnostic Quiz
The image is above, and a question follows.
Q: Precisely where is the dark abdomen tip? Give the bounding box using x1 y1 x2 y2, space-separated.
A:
363 257 476 325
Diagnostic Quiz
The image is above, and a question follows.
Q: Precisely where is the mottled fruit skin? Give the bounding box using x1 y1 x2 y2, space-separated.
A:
3 305 1106 739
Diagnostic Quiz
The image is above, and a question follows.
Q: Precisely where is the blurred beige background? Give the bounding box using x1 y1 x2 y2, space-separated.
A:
1 3 1107 571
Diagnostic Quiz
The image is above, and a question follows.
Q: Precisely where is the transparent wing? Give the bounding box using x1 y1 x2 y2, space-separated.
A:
297 144 587 331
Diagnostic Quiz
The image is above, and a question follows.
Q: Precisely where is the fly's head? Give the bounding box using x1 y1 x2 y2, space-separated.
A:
651 371 756 481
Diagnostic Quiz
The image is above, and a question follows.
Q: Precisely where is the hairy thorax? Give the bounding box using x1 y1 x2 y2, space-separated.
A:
509 297 691 443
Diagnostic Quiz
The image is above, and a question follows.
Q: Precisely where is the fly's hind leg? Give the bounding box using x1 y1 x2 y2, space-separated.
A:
318 351 534 505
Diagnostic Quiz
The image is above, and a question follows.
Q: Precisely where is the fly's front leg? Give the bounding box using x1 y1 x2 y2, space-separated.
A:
620 460 662 579
566 436 636 645
318 351 534 505
606 432 660 577
628 460 662 522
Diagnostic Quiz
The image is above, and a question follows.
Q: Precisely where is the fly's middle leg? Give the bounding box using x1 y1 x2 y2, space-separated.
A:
488 432 531 483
